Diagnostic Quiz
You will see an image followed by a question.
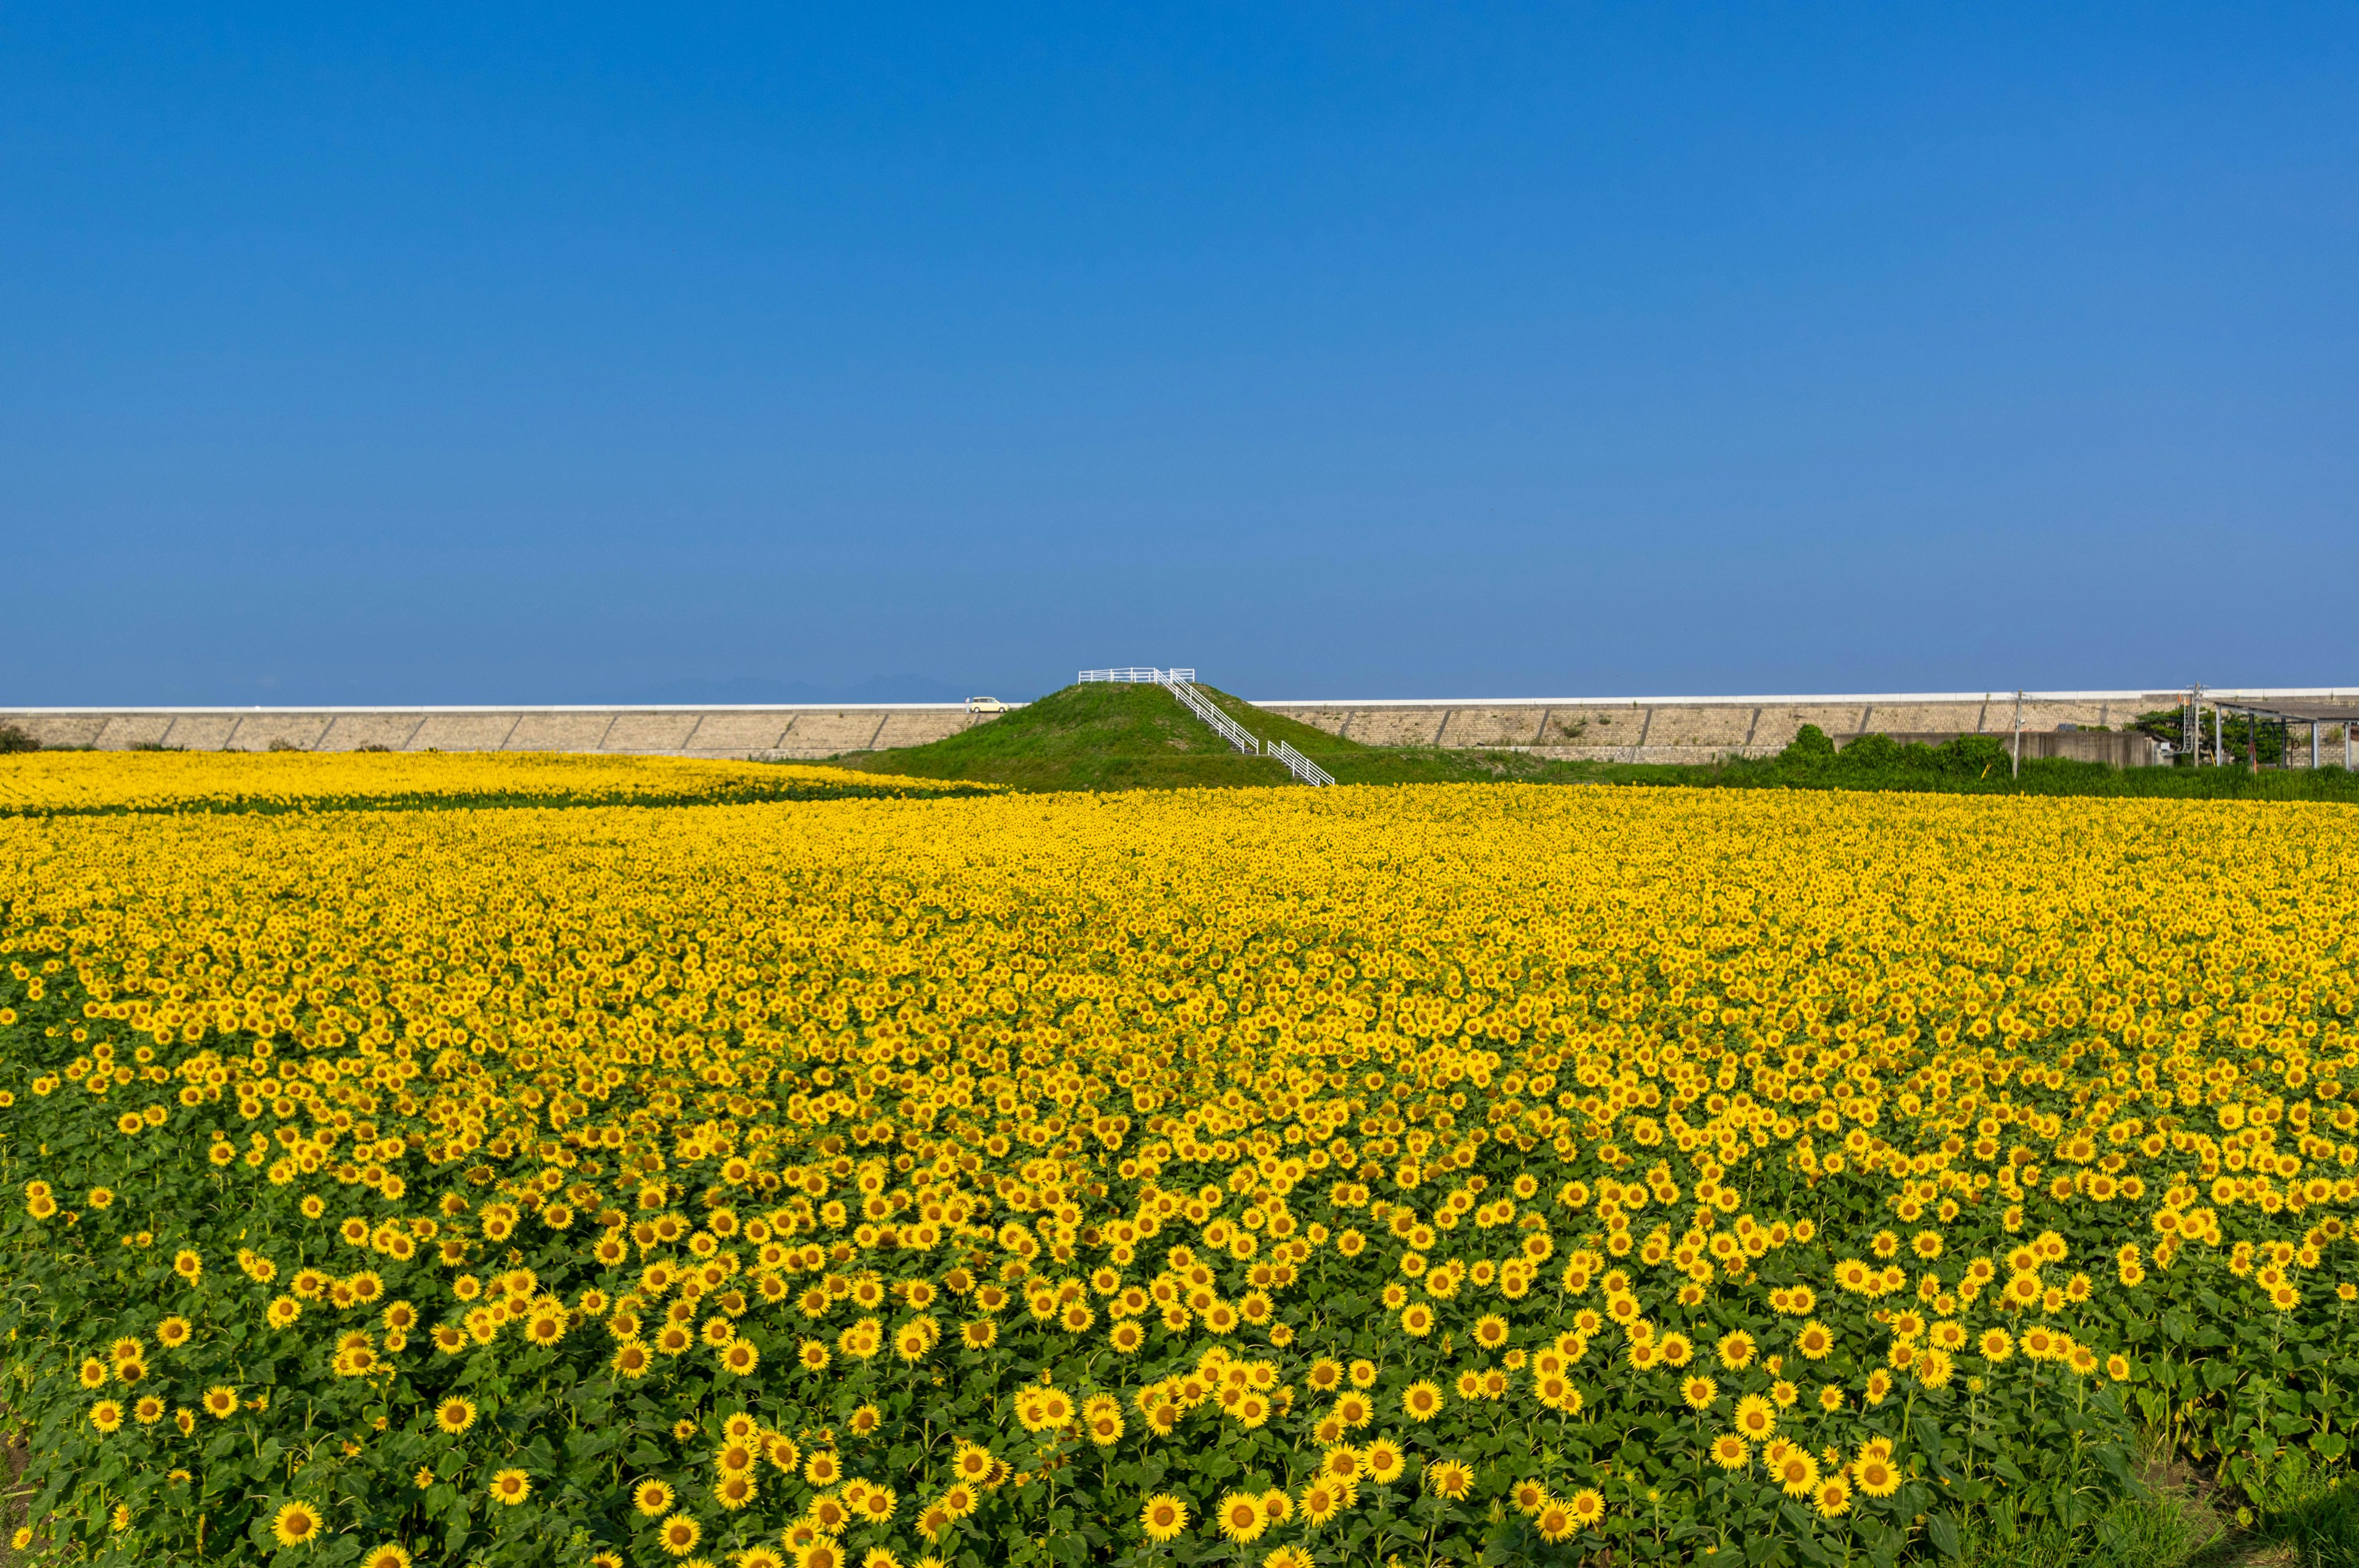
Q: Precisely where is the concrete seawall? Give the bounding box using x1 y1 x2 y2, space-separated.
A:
2 688 2350 764
1253 691 2245 765
0 705 985 760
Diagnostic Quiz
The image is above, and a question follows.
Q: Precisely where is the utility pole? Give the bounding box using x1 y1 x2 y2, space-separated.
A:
2011 690 2024 780
2214 705 2223 767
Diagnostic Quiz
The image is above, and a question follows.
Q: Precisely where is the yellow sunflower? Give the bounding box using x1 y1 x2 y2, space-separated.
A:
1140 1492 1188 1542
1213 1491 1267 1544
271 1501 324 1547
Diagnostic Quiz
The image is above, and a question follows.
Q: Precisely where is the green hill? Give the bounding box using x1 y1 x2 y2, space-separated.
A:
832 682 1583 791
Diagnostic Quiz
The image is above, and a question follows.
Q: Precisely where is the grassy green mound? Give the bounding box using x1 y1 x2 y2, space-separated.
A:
835 684 1583 791
831 683 1296 790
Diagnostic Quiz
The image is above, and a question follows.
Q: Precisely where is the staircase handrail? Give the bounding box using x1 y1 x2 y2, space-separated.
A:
1267 738 1337 787
1163 678 1264 756
1076 665 1332 784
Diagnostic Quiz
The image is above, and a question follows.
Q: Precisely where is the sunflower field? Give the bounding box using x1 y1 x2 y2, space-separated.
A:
2 767 2357 1567
0 751 992 816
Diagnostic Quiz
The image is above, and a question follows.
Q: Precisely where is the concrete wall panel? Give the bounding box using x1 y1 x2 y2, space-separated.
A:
1527 711 1597 745
503 714 614 752
317 714 428 751
157 715 242 749
1747 706 1876 749
92 714 178 749
1645 707 1755 745
1435 706 1551 747
12 714 109 747
222 713 337 751
776 713 893 757
673 714 797 754
408 714 525 751
1343 708 1452 746
2048 732 2158 765
1562 707 1649 744
1269 706 1355 740
871 712 974 749
598 713 703 753
1864 703 1990 734
2015 700 2115 731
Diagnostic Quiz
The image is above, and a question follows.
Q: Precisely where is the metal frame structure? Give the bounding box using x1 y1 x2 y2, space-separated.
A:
1076 666 1334 786
2195 692 2359 773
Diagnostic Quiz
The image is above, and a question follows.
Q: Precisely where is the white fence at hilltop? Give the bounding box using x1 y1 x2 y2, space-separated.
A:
1079 667 1195 685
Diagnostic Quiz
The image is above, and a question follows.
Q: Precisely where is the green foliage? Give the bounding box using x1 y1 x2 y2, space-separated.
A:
1593 738 2359 803
2246 1462 2359 1567
1757 728 2016 784
1951 1487 2199 1568
1787 724 1837 760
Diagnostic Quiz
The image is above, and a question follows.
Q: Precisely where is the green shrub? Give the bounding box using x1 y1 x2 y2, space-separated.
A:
1785 722 1836 760
1768 727 2011 784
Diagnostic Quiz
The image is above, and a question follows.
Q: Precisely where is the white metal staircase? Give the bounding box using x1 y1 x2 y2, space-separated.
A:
1078 667 1335 786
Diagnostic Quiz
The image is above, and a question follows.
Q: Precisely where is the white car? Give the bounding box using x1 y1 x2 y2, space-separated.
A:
964 696 1009 714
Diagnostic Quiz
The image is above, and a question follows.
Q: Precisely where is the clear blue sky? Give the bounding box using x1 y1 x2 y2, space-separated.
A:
5 4 2353 704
